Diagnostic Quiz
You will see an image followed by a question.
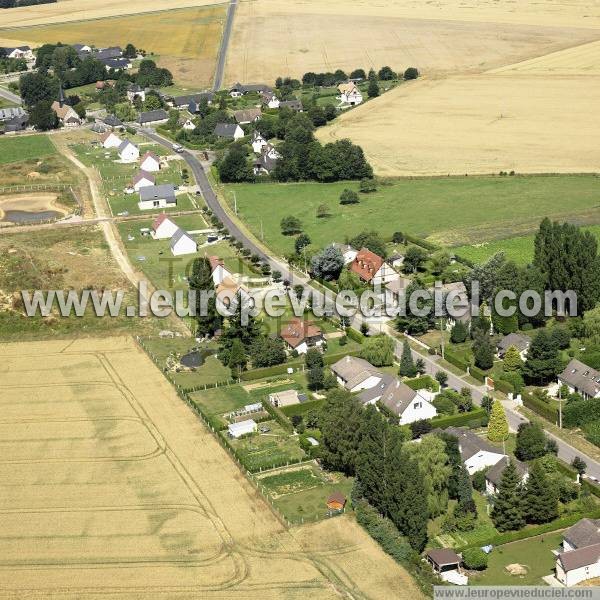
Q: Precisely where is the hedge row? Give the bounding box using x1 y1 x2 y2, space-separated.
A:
444 350 470 372
494 379 515 395
460 507 600 550
523 394 558 423
430 408 486 429
405 375 439 392
402 233 439 253
470 365 486 383
346 327 366 344
261 399 294 433
280 398 325 417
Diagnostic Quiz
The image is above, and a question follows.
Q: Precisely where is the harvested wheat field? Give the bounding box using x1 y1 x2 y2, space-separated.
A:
317 74 600 176
0 5 226 87
0 336 421 599
225 0 600 83
0 0 222 28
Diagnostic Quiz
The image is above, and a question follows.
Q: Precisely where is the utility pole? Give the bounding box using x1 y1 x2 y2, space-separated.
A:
260 219 264 241
233 191 237 214
439 317 445 360
558 386 563 429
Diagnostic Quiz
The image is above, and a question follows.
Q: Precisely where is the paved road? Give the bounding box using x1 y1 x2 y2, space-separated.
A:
0 85 22 105
140 127 600 480
213 0 238 91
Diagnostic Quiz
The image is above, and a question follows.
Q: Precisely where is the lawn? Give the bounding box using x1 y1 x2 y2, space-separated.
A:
223 420 307 472
0 135 57 165
470 531 563 586
190 384 253 426
454 225 600 266
225 175 600 256
257 464 354 524
141 337 231 389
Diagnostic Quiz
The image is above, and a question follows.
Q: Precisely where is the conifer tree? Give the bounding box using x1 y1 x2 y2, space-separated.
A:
487 400 509 442
228 339 247 376
450 321 468 344
472 330 494 370
189 256 222 336
523 329 563 384
491 460 526 532
455 465 476 516
503 345 524 372
523 461 558 524
399 340 417 377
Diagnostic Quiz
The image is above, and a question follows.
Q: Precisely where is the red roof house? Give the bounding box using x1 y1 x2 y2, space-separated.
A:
350 247 384 283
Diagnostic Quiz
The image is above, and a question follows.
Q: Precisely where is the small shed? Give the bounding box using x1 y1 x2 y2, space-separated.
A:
326 491 346 511
426 548 461 574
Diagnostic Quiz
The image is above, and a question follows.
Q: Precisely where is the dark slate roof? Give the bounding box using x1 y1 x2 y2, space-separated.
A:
564 518 600 550
497 332 531 356
173 92 214 107
139 183 176 204
95 47 122 60
230 82 272 94
485 456 528 487
279 99 303 111
254 152 278 173
72 44 91 52
442 427 503 462
426 548 461 567
0 46 30 54
102 114 123 128
357 374 395 405
559 543 600 572
128 83 144 93
4 113 28 132
559 358 600 398
138 109 169 124
0 107 25 121
214 123 240 138
100 57 129 70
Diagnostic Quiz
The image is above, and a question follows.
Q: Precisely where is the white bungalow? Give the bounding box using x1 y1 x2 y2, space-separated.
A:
443 427 505 475
330 356 383 392
100 131 122 149
151 214 179 240
182 119 196 131
208 256 232 286
251 131 268 154
132 170 155 192
140 151 161 172
228 419 257 438
118 140 139 163
170 229 198 256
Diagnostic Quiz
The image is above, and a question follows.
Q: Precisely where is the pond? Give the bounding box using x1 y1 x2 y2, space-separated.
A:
2 210 62 224
180 348 216 368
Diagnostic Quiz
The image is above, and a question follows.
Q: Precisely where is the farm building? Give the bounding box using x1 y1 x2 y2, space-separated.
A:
170 229 197 257
151 214 179 240
140 151 161 172
138 109 169 126
138 183 176 210
228 419 257 439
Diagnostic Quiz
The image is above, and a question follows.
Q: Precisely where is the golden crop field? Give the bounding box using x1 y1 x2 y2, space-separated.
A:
225 0 600 83
0 5 226 86
317 74 600 176
0 0 223 28
0 337 422 599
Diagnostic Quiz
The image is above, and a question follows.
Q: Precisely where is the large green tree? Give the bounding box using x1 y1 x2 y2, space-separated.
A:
188 256 222 337
523 329 563 384
472 330 494 370
523 461 558 524
491 460 526 532
399 340 417 377
360 335 395 367
487 400 509 442
515 422 548 461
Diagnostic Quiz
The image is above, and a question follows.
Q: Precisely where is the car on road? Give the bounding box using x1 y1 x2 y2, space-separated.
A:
172 143 184 153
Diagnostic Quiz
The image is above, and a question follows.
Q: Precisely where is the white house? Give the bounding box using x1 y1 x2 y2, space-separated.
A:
1 46 33 60
496 333 531 360
556 519 600 586
151 214 179 240
126 84 145 103
558 358 600 399
100 131 122 149
330 243 358 266
208 256 232 286
131 170 155 192
330 356 383 392
263 143 281 160
182 119 196 131
337 82 363 105
228 419 257 438
118 140 139 163
279 318 324 355
261 91 280 108
443 427 505 475
251 131 268 153
350 247 397 286
170 229 198 256
484 457 529 495
213 123 245 140
358 376 437 425
140 151 161 172
138 183 176 210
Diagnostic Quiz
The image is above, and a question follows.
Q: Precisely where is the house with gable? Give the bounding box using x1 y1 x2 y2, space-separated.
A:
100 131 122 149
214 123 244 141
182 118 196 131
441 427 505 474
558 358 600 399
251 130 267 153
0 46 33 60
131 170 155 192
151 214 179 240
261 91 280 109
496 333 531 360
229 82 273 97
233 108 262 124
279 318 324 355
138 183 176 210
485 456 529 495
358 375 437 425
127 84 145 103
330 356 382 392
350 248 397 286
337 82 363 105
118 139 139 163
140 151 161 172
170 229 198 256
556 518 600 585
138 109 169 126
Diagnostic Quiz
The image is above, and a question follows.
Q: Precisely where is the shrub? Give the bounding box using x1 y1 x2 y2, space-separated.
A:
584 420 600 447
339 188 360 205
472 470 487 492
404 67 419 80
359 178 377 193
462 548 488 570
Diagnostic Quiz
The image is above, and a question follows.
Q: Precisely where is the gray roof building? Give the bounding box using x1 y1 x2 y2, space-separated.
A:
564 518 600 550
330 356 381 390
173 92 214 108
139 183 176 205
102 114 123 128
138 109 169 124
4 113 28 132
485 456 528 488
358 375 419 417
230 82 273 94
558 543 600 572
441 427 501 462
497 333 531 357
559 358 600 398
279 99 303 112
214 123 242 138
0 107 26 121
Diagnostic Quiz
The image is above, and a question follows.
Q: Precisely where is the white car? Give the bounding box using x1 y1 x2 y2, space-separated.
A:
172 143 183 153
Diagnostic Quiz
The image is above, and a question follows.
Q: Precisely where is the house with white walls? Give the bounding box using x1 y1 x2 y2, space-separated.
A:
140 151 161 172
441 427 505 475
330 356 382 392
556 519 600 586
151 214 179 240
337 82 363 105
118 139 139 163
170 229 197 256
100 131 122 148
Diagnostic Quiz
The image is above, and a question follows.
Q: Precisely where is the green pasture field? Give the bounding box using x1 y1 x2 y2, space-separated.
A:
0 135 57 165
225 175 600 256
